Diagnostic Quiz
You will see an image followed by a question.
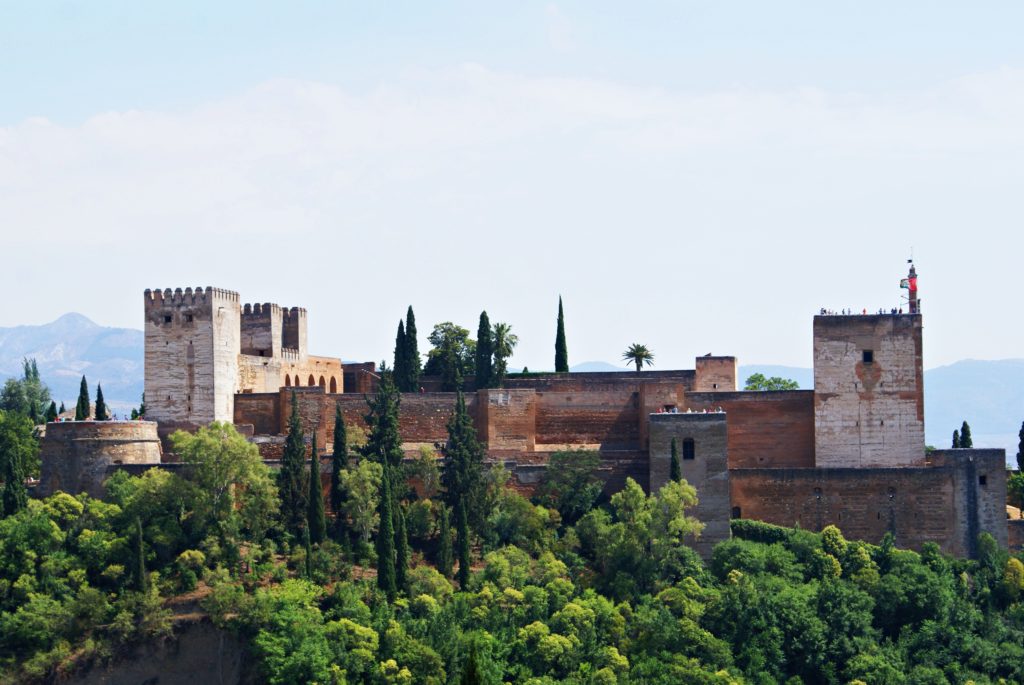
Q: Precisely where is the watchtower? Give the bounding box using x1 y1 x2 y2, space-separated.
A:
144 287 241 429
812 265 925 467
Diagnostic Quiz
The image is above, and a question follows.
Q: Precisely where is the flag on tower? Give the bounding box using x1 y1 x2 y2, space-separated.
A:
900 278 909 289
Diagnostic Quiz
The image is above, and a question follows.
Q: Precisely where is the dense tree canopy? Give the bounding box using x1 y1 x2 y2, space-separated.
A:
743 373 800 391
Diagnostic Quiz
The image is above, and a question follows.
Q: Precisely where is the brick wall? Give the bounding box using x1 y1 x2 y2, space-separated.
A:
686 391 815 468
534 390 640 448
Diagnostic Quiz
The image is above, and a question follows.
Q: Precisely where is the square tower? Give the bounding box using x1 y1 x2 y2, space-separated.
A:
144 287 241 428
813 314 925 467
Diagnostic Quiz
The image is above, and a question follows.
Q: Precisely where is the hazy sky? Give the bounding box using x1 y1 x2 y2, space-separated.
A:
2 2 1022 372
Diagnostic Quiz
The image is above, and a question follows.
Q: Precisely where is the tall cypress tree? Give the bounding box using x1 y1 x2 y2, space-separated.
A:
75 376 90 420
364 366 403 475
278 392 308 539
1017 421 1024 472
376 460 397 601
331 404 349 543
456 497 471 589
437 503 453 578
1 444 27 517
404 306 421 393
670 437 682 483
554 296 568 373
960 421 973 448
393 320 408 392
459 642 483 685
94 384 109 421
307 434 326 545
475 311 493 389
133 517 147 592
952 430 960 449
394 500 409 594
303 526 314 580
44 401 58 423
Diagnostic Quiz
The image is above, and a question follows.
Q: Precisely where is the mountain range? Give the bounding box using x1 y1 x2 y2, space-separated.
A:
1 316 1020 461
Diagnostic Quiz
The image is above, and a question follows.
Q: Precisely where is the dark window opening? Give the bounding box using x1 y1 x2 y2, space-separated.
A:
163 315 172 323
979 475 988 486
731 506 742 519
712 383 718 389
185 314 193 323
863 350 874 363
682 438 695 460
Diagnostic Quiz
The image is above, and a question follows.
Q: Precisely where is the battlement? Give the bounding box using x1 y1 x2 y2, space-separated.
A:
242 302 283 318
144 286 239 308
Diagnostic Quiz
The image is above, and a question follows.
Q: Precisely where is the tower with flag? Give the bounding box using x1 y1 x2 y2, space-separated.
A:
900 261 919 314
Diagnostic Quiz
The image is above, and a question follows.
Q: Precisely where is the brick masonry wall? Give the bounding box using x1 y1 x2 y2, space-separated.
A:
813 314 925 468
731 447 1008 557
38 421 163 498
685 391 815 468
534 390 640 448
649 413 730 558
694 357 737 392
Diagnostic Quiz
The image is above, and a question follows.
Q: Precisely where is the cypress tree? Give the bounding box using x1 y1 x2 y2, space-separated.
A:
952 430 960 449
376 460 397 600
303 526 313 580
393 320 408 392
364 366 403 474
94 384 109 421
437 503 453 578
960 421 973 448
456 497 471 589
331 404 349 543
404 306 421 393
75 376 90 420
307 434 326 545
394 500 409 594
670 437 681 483
1 444 27 517
58 401 66 415
459 642 483 685
1017 421 1024 473
278 392 308 539
133 517 147 592
475 311 493 389
554 296 568 373
44 401 58 423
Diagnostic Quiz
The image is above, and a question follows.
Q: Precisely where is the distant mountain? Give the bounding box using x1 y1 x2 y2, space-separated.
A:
0 313 142 414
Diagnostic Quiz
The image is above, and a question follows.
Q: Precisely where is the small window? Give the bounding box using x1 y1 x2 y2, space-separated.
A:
712 383 718 389
862 350 874 363
163 315 172 323
731 506 742 519
682 438 695 460
185 314 193 323
979 475 987 486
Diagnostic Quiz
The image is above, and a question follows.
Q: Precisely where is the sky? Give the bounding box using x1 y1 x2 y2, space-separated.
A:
2 1 1023 372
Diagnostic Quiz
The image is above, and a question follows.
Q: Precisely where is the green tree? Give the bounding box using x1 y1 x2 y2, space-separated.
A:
170 422 279 543
0 410 37 516
424 322 475 391
393 319 408 392
555 296 568 373
443 392 483 589
278 392 308 539
394 500 409 594
376 460 397 600
94 383 109 421
744 373 800 391
670 437 682 483
459 641 484 685
960 420 973 448
336 459 382 547
403 305 422 392
75 375 90 420
536 449 603 525
0 359 51 421
364 366 403 483
456 493 471 589
475 311 493 389
1018 420 1024 472
330 405 349 543
491 322 518 388
307 435 326 545
622 343 654 372
43 401 57 423
133 517 147 592
952 429 960 448
437 503 453 578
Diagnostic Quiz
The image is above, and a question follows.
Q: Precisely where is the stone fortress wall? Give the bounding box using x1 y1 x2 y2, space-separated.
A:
39 270 1010 559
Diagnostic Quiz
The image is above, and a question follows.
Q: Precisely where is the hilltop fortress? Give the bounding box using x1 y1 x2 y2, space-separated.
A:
38 268 1010 558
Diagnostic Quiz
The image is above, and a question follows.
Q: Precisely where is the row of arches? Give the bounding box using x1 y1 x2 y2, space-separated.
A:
284 374 337 393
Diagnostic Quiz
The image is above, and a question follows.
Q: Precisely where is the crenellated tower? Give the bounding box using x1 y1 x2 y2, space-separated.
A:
144 287 241 429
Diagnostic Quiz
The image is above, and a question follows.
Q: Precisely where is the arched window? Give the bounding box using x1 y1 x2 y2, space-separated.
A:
682 438 695 460
285 374 291 387
308 374 316 387
329 377 337 393
319 376 326 389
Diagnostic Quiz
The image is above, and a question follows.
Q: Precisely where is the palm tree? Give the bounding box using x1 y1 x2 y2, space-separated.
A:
492 322 519 386
622 343 654 372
